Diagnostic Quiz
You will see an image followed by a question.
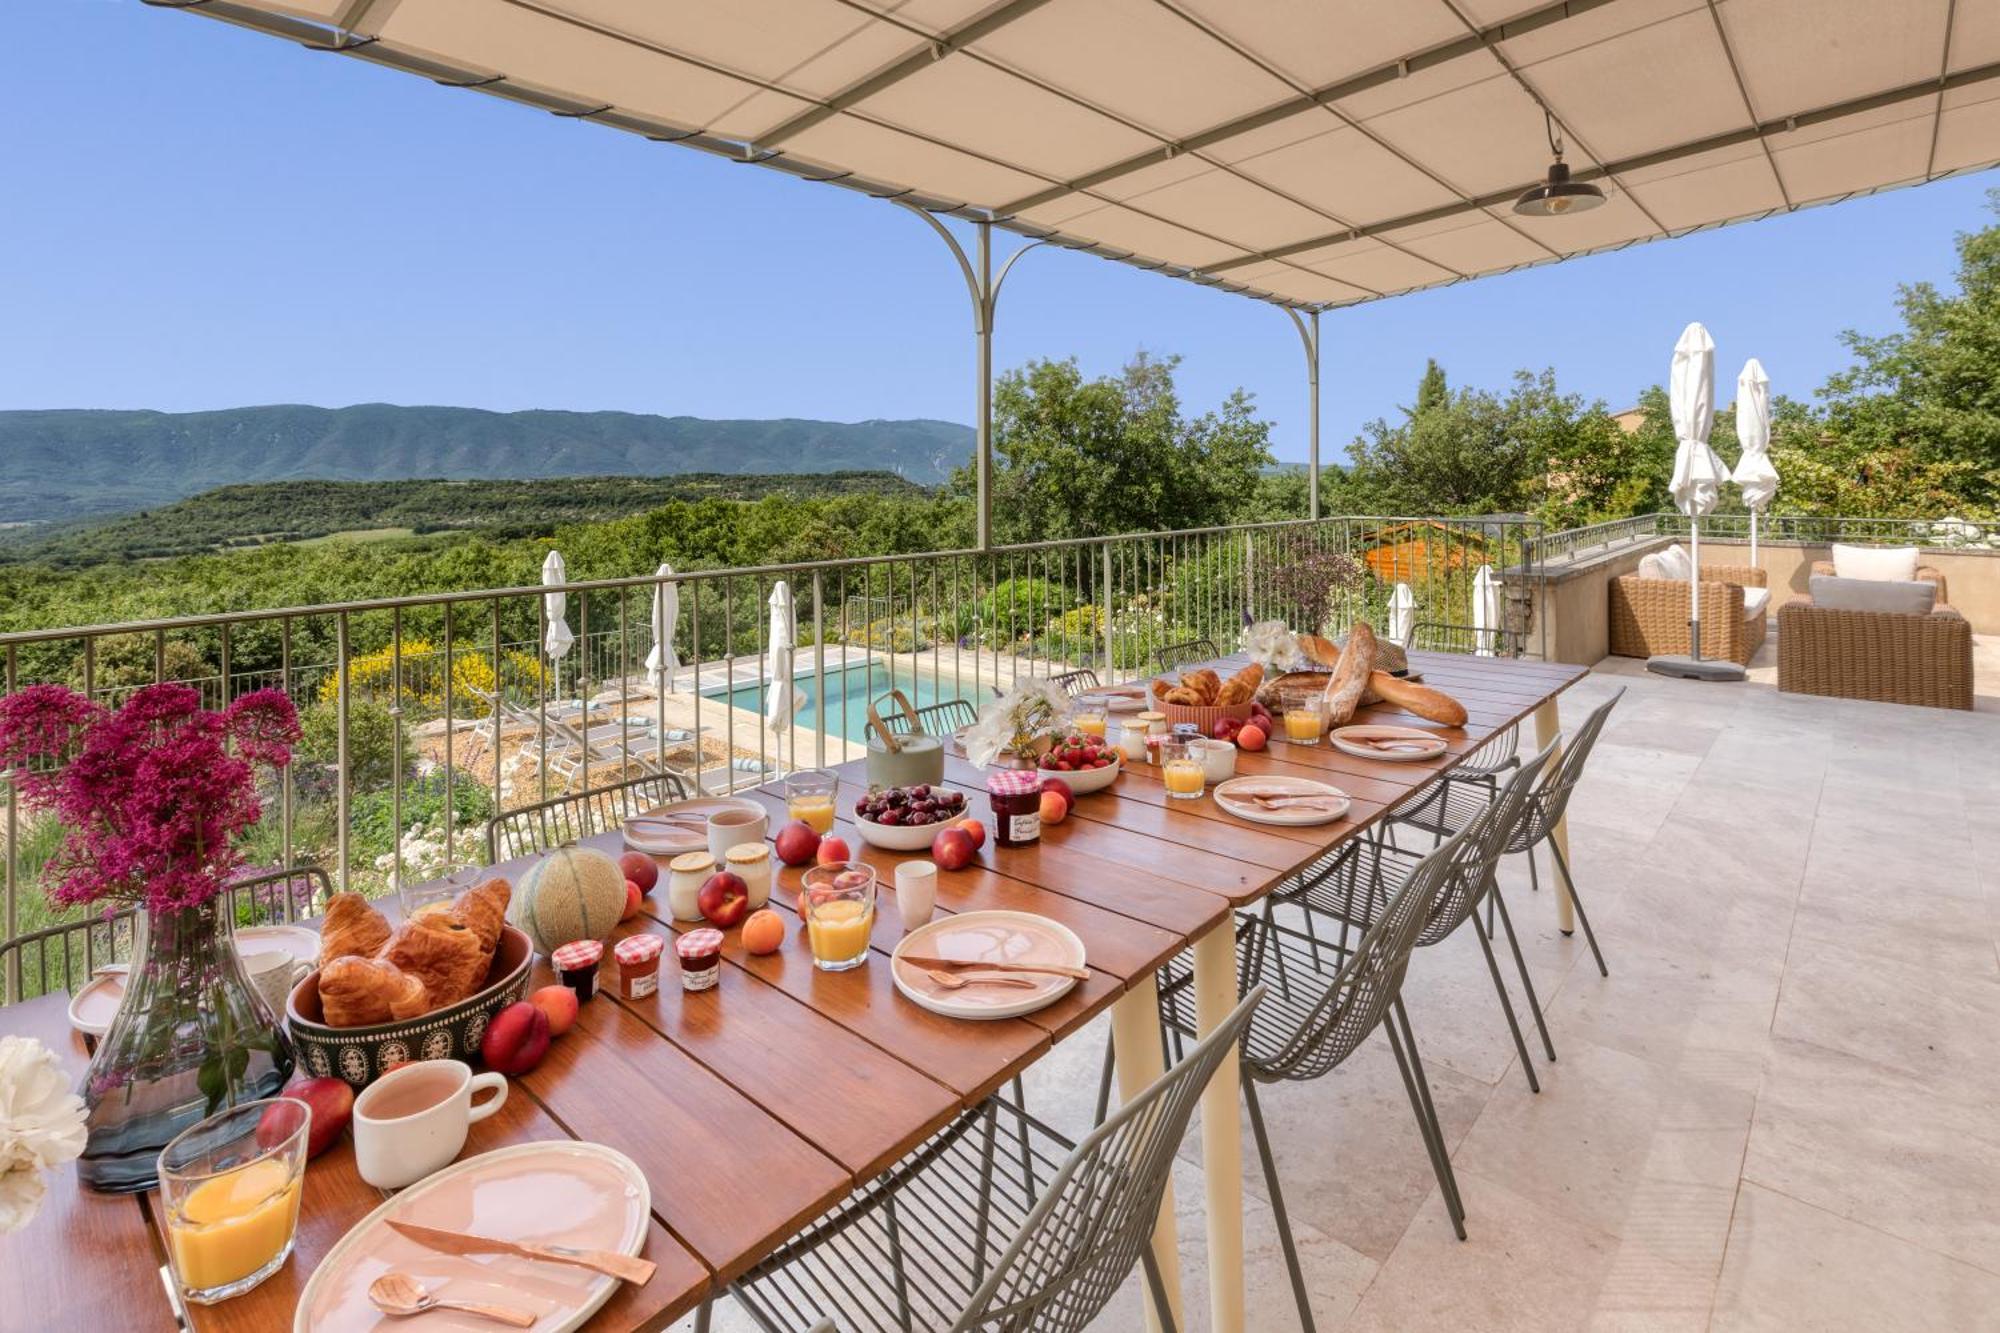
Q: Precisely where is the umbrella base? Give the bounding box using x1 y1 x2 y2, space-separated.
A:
1645 654 1746 683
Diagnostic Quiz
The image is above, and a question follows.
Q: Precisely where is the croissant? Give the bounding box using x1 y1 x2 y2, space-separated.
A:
1230 663 1265 695
1151 679 1172 702
1183 669 1222 705
381 915 491 1009
1216 677 1253 706
1163 686 1204 707
318 956 429 1027
447 878 511 957
320 893 392 967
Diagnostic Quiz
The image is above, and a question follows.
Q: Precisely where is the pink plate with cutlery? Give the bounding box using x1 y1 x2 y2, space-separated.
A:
1330 725 1449 763
891 911 1086 1021
1213 776 1352 826
620 798 762 856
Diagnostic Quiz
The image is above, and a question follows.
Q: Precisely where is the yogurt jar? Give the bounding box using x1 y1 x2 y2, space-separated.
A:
666 851 716 922
724 843 773 910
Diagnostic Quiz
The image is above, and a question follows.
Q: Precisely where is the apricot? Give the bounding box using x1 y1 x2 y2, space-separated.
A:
742 908 786 956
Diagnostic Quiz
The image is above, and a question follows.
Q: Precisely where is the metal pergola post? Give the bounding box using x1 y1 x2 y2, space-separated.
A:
1286 308 1322 521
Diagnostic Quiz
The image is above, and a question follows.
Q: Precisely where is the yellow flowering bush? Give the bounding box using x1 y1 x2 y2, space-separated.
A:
318 641 544 716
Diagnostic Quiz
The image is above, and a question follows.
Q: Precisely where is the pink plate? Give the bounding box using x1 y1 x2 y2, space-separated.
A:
891 911 1086 1021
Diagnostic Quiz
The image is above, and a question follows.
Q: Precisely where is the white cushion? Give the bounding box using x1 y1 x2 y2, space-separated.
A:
1810 574 1936 615
1741 586 1770 620
1831 543 1918 582
1656 543 1693 580
1636 553 1668 580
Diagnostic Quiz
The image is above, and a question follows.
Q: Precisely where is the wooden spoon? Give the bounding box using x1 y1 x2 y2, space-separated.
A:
367 1272 536 1327
923 968 1041 990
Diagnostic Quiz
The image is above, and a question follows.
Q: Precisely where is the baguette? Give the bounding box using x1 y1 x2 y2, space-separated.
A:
1295 632 1342 668
1319 622 1376 727
1367 670 1467 727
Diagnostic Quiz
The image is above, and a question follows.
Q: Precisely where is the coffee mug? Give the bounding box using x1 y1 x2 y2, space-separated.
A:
241 950 311 1022
706 806 768 860
352 1060 507 1190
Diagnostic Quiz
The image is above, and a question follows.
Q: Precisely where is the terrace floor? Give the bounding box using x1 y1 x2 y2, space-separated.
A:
687 641 2000 1332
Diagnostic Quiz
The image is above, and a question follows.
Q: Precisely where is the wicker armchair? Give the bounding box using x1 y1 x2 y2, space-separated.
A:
1608 563 1768 665
1778 575 1972 710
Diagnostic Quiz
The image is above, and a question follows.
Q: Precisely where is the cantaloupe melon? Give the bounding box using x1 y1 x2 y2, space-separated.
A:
513 846 627 955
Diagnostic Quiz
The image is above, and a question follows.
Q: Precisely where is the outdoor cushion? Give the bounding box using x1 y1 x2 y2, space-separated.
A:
1655 543 1693 580
1636 552 1670 580
1809 574 1936 615
1830 543 1919 582
1741 587 1770 619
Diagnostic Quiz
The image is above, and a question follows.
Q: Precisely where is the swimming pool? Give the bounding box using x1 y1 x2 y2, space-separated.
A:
703 664 995 745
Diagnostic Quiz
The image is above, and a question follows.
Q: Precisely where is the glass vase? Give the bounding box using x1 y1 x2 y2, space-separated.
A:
77 900 294 1193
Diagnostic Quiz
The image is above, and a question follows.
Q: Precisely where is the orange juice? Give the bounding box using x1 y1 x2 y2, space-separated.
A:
1163 758 1205 797
807 898 872 968
1073 713 1107 739
788 795 836 835
1284 710 1325 744
166 1157 303 1292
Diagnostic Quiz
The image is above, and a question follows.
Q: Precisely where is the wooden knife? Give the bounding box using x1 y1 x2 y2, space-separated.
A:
386 1219 657 1285
894 954 1089 980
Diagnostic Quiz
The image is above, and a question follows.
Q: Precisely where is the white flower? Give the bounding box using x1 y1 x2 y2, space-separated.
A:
0 1167 48 1235
964 679 1067 768
0 1036 86 1234
1241 621 1303 672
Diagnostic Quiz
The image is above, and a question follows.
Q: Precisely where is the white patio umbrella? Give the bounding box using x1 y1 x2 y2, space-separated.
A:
1387 581 1416 646
541 549 575 695
644 562 679 693
765 581 796 767
1654 321 1742 680
1471 566 1499 657
1730 358 1777 565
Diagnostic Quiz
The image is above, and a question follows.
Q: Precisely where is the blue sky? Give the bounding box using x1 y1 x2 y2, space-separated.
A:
4 1 1995 466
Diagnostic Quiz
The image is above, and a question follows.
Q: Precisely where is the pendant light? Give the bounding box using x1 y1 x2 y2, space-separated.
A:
1513 109 1605 217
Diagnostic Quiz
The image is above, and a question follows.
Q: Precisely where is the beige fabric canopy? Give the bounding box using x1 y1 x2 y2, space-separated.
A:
162 0 2000 312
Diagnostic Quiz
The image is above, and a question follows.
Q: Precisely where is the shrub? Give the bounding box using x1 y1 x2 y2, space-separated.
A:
975 579 1072 636
299 700 415 794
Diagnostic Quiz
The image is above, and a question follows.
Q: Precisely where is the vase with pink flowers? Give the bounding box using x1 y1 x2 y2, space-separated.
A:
0 682 302 1192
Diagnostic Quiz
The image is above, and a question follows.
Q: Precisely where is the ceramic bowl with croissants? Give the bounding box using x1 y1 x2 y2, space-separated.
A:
1149 662 1262 733
286 879 532 1089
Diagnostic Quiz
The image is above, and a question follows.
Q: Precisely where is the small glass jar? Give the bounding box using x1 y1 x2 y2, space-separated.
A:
676 928 724 992
666 851 715 922
724 843 773 910
1116 718 1153 763
987 770 1044 848
551 939 604 1002
614 933 665 999
1136 710 1168 736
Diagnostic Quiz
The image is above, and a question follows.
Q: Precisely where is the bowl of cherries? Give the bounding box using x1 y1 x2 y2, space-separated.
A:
854 784 971 850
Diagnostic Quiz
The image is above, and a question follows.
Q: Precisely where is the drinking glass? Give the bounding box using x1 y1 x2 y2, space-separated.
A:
159 1097 310 1305
1070 708 1107 739
801 862 875 972
1282 688 1328 746
397 861 482 922
1160 740 1206 800
785 769 840 836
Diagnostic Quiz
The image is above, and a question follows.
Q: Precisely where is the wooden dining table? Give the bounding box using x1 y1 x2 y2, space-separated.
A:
0 649 1586 1333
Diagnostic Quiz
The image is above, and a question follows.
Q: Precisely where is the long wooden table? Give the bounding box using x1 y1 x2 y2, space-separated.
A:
0 650 1585 1332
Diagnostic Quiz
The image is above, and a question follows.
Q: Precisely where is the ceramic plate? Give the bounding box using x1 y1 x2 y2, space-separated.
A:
1330 725 1449 763
1080 692 1145 714
1213 776 1353 827
294 1142 650 1333
891 911 1086 1021
67 925 321 1038
238 923 321 964
621 798 764 856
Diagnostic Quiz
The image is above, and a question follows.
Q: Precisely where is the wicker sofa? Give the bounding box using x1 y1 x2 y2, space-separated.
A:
1776 562 1972 710
1609 561 1769 666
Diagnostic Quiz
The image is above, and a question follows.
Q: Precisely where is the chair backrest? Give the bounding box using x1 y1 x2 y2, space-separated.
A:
1049 669 1102 697
1461 721 1520 776
1517 689 1623 849
1415 744 1551 946
484 771 691 864
1153 638 1220 672
881 697 979 737
952 986 1264 1333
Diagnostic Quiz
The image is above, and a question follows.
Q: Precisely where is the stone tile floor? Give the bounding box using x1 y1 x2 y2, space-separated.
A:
689 638 2000 1331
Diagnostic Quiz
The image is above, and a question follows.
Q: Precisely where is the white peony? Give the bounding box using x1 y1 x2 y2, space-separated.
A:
0 1035 87 1234
0 1165 48 1235
1240 620 1303 672
964 679 1067 769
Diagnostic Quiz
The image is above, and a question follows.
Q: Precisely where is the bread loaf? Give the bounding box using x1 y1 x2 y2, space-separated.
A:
1295 633 1342 668
1367 670 1467 727
1320 622 1377 726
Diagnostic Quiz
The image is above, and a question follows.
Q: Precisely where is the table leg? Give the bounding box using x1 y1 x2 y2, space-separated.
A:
1111 973 1183 1333
1531 698 1575 935
1194 921 1245 1333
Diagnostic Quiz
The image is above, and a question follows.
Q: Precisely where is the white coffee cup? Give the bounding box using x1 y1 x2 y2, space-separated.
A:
352 1060 507 1190
895 861 938 930
241 950 311 1022
706 806 768 860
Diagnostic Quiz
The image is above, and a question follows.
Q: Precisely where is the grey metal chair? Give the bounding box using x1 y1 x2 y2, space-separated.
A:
879 697 978 737
483 770 690 864
1152 638 1220 672
1279 748 1556 1094
1386 690 1623 977
726 987 1265 1333
1049 668 1101 697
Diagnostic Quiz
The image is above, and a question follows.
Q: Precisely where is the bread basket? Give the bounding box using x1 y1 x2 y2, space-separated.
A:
1156 698 1255 736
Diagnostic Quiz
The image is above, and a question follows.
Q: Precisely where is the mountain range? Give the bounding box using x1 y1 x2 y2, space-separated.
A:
0 405 974 526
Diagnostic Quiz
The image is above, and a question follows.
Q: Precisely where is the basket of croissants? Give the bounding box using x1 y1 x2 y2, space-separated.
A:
1150 662 1265 732
286 879 531 1089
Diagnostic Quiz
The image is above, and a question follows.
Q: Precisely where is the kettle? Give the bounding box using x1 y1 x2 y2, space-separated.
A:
865 689 946 789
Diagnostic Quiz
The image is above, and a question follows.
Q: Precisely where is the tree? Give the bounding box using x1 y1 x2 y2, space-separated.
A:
1413 359 1449 417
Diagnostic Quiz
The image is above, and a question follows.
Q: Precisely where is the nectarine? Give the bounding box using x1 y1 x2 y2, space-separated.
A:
1236 724 1268 751
618 851 659 894
481 1001 551 1075
815 836 852 867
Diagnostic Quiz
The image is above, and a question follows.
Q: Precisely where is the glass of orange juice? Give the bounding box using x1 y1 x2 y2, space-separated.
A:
159 1097 310 1305
802 861 875 971
1282 687 1328 746
1160 740 1206 800
1070 707 1107 739
785 768 839 835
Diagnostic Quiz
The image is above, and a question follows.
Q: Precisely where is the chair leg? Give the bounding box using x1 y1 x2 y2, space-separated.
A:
1383 1011 1466 1239
1550 842 1608 977
1008 1076 1034 1195
694 1298 713 1333
1470 909 1541 1095
1093 1030 1115 1127
1391 999 1465 1228
1244 1075 1317 1331
1488 878 1557 1063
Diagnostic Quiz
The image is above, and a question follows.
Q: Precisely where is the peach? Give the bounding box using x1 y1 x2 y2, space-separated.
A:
699 871 750 928
742 909 786 955
1236 724 1268 751
774 820 822 867
481 1000 552 1075
529 983 579 1037
266 1076 351 1159
815 835 852 867
955 818 987 851
620 880 643 922
931 826 976 871
1040 776 1074 807
1039 790 1069 825
618 851 659 894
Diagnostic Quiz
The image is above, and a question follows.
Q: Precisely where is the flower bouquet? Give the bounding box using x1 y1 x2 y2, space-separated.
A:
0 1035 86 1233
962 678 1067 769
0 682 301 1192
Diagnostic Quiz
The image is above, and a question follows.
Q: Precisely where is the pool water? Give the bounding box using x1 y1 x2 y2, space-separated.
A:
704 664 995 745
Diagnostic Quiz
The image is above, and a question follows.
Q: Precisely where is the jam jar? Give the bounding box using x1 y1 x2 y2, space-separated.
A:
987 769 1044 848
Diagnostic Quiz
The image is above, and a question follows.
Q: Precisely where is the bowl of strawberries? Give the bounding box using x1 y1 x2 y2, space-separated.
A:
1037 731 1122 795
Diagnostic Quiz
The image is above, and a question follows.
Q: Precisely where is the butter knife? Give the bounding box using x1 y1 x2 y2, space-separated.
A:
386 1219 656 1285
895 954 1089 980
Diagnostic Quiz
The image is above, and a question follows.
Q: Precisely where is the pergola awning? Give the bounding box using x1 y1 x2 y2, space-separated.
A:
158 0 2000 311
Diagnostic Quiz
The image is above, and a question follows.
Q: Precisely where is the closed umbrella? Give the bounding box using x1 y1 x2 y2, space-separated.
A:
1730 358 1777 565
765 581 796 767
1652 321 1743 681
644 562 679 693
1471 566 1499 657
1387 581 1416 646
541 549 575 695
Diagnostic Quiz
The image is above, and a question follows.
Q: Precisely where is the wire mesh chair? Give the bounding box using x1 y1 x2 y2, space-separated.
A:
726 987 1264 1333
1408 619 1528 658
1049 669 1102 697
1386 690 1623 977
879 698 979 737
483 770 691 864
1152 638 1220 672
1278 748 1556 1094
